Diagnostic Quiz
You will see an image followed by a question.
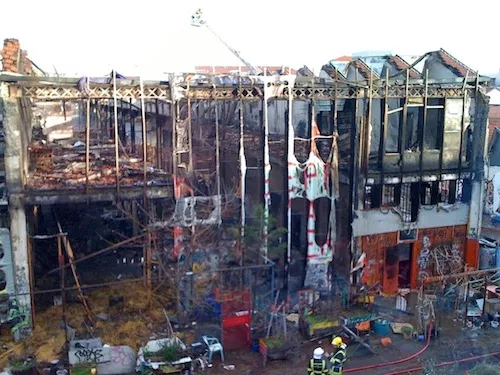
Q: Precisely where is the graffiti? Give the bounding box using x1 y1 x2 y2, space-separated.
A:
418 236 431 271
110 346 135 366
304 263 329 291
97 346 136 375
74 348 105 363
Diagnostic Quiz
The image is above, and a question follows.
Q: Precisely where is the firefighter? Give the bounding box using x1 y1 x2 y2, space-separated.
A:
308 347 328 375
329 337 347 375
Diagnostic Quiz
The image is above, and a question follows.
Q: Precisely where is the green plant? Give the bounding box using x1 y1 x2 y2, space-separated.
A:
144 342 184 363
264 337 285 348
71 363 95 375
8 355 35 371
229 204 287 263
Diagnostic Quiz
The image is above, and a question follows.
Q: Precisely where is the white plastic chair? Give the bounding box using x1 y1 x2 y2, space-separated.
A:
202 335 224 363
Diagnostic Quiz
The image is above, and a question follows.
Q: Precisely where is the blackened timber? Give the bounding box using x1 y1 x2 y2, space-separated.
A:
380 71 389 184
352 98 360 211
130 99 136 154
363 74 373 181
438 100 446 181
457 73 469 180
156 99 161 168
85 79 90 192
399 70 410 185
419 70 428 182
23 185 172 205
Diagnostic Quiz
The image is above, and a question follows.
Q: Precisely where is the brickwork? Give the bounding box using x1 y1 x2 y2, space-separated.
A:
1 38 32 74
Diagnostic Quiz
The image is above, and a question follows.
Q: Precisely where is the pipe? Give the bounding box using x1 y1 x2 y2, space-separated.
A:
344 324 433 373
385 350 500 375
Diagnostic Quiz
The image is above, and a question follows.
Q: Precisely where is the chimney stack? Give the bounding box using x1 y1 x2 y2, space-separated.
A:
1 38 32 74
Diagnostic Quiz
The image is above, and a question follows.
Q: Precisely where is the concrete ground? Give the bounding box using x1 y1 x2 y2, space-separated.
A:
204 317 500 375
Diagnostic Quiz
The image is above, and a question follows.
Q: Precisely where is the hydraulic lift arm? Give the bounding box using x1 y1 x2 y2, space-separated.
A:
191 9 263 76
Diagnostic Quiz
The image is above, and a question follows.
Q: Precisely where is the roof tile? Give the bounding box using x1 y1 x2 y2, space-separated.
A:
436 49 477 78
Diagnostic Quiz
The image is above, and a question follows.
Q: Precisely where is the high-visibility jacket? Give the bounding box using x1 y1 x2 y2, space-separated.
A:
308 358 327 375
329 348 346 375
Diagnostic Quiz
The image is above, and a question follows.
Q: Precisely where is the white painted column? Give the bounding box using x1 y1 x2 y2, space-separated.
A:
2 93 32 319
8 196 31 311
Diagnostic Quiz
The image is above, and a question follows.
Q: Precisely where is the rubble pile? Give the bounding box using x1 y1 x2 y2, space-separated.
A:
4 284 175 366
26 140 171 190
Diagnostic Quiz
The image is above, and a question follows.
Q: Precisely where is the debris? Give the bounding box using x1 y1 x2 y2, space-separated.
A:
108 296 124 306
223 365 235 370
380 337 392 346
390 322 414 334
96 314 109 321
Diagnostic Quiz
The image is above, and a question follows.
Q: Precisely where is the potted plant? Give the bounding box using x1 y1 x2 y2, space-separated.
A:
402 325 413 340
8 355 37 375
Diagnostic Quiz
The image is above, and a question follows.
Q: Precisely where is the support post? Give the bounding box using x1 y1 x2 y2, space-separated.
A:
399 69 410 184
85 78 90 192
458 73 469 181
57 234 68 347
237 74 245 260
112 70 120 195
286 77 295 296
187 80 193 172
2 93 32 321
263 79 271 261
419 70 428 181
380 70 388 182
155 99 161 168
363 72 373 179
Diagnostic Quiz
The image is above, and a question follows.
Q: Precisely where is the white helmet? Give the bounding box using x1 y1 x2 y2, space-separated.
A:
313 347 324 359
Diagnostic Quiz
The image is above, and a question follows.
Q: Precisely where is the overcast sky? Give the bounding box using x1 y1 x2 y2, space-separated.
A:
1 0 499 77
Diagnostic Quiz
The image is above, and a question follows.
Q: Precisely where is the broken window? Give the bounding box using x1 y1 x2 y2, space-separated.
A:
317 111 333 135
438 180 450 203
420 181 439 205
366 184 401 209
382 184 401 207
424 99 444 150
400 183 419 222
364 184 381 209
385 99 403 153
460 178 472 203
405 105 423 151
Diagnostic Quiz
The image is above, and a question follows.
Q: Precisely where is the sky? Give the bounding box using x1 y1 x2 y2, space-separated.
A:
1 0 499 78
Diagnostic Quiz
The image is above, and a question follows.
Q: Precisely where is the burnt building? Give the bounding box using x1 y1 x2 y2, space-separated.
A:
0 40 492 327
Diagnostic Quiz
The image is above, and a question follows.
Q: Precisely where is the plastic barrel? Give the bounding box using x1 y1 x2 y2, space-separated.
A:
373 319 390 336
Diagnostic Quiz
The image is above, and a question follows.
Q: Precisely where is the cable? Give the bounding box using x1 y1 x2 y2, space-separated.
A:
385 350 500 375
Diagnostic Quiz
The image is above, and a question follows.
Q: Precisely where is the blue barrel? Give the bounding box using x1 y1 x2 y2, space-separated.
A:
373 319 390 336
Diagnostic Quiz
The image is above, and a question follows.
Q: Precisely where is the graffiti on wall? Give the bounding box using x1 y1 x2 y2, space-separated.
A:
417 236 431 282
360 225 467 288
69 346 111 365
97 346 136 375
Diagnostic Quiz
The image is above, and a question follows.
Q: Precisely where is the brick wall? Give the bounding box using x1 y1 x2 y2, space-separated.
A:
1 38 32 74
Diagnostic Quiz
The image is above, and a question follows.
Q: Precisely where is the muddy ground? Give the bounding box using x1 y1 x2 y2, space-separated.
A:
204 318 500 375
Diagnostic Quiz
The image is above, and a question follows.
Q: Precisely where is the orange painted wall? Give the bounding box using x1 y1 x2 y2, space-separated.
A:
360 225 467 292
361 232 398 287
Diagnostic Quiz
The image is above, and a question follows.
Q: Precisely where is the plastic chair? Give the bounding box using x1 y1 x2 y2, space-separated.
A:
202 335 224 363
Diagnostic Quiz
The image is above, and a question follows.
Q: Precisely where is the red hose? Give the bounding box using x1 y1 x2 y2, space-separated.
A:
385 351 500 375
344 324 433 373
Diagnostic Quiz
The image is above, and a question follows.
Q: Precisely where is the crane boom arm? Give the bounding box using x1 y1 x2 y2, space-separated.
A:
203 24 262 75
